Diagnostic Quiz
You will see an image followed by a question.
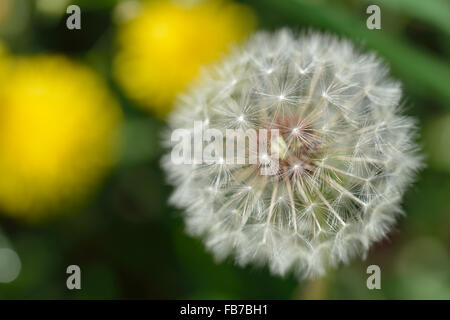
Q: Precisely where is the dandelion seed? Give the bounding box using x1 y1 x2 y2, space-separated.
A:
163 30 422 279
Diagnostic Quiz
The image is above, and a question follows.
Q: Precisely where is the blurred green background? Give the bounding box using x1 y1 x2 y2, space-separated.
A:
0 0 449 299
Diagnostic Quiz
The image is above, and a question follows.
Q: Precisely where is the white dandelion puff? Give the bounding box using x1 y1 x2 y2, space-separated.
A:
162 30 422 279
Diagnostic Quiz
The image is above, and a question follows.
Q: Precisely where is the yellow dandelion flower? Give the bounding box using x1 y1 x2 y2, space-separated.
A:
114 0 256 118
0 55 122 220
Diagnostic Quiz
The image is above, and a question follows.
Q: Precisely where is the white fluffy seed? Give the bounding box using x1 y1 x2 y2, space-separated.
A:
162 29 422 279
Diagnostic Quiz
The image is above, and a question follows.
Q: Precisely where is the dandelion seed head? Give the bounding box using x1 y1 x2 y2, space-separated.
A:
163 30 422 279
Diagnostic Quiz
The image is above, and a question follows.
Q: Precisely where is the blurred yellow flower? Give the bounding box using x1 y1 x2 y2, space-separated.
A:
0 54 122 220
114 0 256 118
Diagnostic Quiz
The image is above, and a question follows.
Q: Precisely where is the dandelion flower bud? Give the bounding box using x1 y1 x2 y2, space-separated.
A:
163 30 422 278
